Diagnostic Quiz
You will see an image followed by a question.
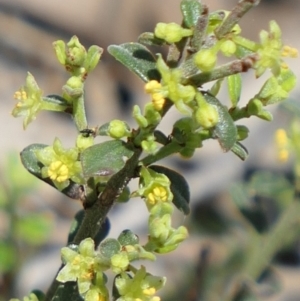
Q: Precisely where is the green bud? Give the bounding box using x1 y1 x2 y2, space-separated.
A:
194 49 217 72
236 125 249 141
62 76 84 99
66 36 87 66
116 186 131 203
84 45 103 73
76 133 94 151
195 93 219 129
133 105 148 128
164 226 188 247
154 22 192 43
150 202 174 217
141 133 158 154
248 98 273 121
179 147 195 158
220 40 237 57
149 214 171 242
108 120 131 139
111 252 129 274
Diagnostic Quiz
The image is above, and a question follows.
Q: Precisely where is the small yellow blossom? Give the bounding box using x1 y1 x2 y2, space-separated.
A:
35 138 83 191
145 80 166 111
12 73 43 129
48 161 69 182
281 45 298 58
147 186 168 205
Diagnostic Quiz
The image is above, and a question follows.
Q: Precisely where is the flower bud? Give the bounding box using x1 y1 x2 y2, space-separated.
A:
236 125 249 141
66 36 87 66
194 49 217 72
195 101 219 129
76 133 94 151
154 22 192 44
220 40 237 57
108 120 131 139
63 76 84 99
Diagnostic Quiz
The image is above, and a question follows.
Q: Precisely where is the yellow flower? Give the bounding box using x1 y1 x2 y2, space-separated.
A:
12 73 43 129
35 138 83 191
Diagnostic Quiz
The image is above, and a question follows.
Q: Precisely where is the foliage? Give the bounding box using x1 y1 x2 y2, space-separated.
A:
9 0 298 300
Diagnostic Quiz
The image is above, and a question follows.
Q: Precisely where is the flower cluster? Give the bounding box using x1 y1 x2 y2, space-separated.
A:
57 238 109 301
154 22 193 44
12 73 68 129
34 138 84 191
54 36 103 78
137 167 188 253
145 55 196 116
115 266 166 301
254 21 298 78
56 230 164 301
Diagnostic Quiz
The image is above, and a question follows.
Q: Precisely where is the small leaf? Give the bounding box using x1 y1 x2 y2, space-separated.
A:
108 43 160 82
231 142 248 161
227 74 242 107
149 165 190 215
181 0 203 28
20 144 82 199
118 229 139 246
204 93 237 151
209 78 224 96
43 94 69 106
99 238 121 258
81 140 134 178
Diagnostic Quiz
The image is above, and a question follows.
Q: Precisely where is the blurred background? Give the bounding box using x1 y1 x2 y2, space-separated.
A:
0 0 300 300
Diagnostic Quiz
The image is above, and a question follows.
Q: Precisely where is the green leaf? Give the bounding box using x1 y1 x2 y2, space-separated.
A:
209 78 224 96
108 43 160 82
43 94 69 106
20 144 82 199
118 230 139 246
230 142 248 161
227 74 242 107
181 0 203 28
68 210 110 247
149 165 190 215
99 238 121 258
81 140 134 178
204 93 237 151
